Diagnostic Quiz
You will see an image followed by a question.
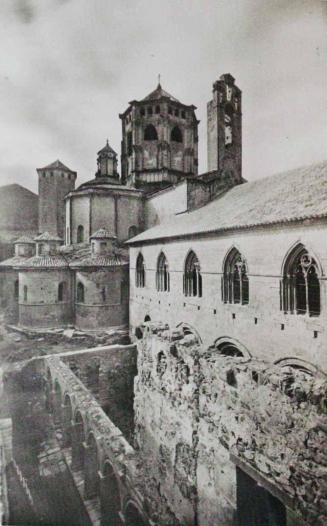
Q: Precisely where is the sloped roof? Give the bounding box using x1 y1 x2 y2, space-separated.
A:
34 232 63 242
127 161 327 244
69 254 128 268
90 228 116 240
17 255 69 269
38 159 75 173
142 83 180 103
14 235 35 244
0 256 30 268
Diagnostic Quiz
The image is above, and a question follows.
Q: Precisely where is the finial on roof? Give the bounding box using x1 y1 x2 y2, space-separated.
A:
106 139 109 146
158 73 161 88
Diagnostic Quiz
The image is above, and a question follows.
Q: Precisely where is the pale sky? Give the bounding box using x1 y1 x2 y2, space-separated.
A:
0 0 326 193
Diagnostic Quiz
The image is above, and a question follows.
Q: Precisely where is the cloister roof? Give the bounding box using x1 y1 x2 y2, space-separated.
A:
14 235 35 244
17 255 69 269
127 161 327 244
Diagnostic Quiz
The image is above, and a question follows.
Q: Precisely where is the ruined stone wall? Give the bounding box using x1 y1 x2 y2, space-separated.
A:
129 221 327 371
60 344 137 440
134 325 327 526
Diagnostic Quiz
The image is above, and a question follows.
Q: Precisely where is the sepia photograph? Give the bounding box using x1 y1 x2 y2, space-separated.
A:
0 1 326 525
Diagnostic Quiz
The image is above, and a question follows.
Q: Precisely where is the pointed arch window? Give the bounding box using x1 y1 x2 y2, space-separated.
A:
77 225 84 243
183 251 202 297
156 252 170 292
222 248 249 304
23 285 28 302
144 125 158 141
136 253 145 288
281 245 320 317
170 126 183 143
76 282 85 303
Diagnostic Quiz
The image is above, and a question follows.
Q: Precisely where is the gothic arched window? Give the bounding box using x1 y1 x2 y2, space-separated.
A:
222 248 249 304
281 244 320 317
183 251 202 297
156 252 170 292
77 225 84 243
76 282 85 303
136 253 145 288
170 126 183 143
144 124 158 141
23 285 28 302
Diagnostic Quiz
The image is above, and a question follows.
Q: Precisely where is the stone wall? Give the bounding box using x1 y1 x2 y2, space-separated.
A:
75 267 129 330
18 269 73 328
0 269 19 322
68 189 145 246
129 220 327 371
134 324 327 526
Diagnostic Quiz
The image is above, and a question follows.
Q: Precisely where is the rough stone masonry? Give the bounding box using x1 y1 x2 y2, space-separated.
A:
134 322 327 526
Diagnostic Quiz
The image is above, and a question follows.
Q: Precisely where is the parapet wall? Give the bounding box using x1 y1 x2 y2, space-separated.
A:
134 323 327 526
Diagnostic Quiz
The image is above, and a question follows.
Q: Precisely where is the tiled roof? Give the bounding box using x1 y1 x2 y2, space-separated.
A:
0 256 29 268
18 255 69 269
38 159 75 172
127 161 327 244
142 83 180 103
69 254 128 267
14 235 35 244
90 228 116 240
34 232 63 242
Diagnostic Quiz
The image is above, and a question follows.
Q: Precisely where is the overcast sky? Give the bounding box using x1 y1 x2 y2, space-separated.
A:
0 0 326 192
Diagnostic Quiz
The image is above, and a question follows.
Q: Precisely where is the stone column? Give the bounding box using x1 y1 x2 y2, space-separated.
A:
71 422 84 471
61 405 72 447
99 471 122 526
52 391 61 425
83 443 99 499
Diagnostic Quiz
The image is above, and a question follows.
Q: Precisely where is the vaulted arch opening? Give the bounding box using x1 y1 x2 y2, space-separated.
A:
84 433 99 499
170 125 183 143
125 502 146 526
100 461 121 526
71 411 85 472
144 124 158 141
53 380 62 425
62 394 73 447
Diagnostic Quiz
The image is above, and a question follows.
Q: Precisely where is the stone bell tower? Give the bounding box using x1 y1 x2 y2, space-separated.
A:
207 74 242 184
37 160 77 239
119 82 199 192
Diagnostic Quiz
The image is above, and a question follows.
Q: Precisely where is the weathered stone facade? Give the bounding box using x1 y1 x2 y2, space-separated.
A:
134 323 327 525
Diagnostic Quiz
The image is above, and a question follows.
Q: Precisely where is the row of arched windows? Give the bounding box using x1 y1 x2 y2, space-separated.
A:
135 244 321 316
143 124 183 143
140 106 186 119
